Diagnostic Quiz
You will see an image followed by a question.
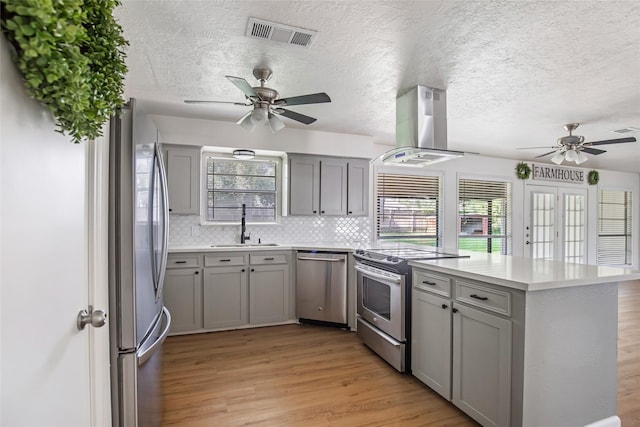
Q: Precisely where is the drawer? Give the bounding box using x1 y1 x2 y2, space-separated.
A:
249 253 288 265
413 270 451 298
455 280 511 317
166 255 201 269
204 254 246 267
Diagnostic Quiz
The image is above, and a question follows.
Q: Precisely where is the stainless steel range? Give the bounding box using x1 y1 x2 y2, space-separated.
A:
354 247 468 372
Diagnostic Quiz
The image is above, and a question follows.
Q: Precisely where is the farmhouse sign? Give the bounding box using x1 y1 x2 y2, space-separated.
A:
531 163 585 184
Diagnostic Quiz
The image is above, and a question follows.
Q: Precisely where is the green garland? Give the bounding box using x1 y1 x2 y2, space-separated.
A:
516 162 531 180
1 0 128 143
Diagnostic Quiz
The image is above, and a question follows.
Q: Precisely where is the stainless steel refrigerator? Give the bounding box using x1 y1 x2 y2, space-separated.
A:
109 98 171 427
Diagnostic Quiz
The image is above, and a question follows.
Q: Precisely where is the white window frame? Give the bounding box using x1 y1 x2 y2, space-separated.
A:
374 168 443 247
200 151 282 225
457 174 513 255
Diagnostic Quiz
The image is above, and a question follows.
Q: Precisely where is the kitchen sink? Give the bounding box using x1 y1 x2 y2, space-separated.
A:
210 243 280 248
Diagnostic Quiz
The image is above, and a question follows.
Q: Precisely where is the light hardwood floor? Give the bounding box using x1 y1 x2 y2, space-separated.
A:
162 280 640 426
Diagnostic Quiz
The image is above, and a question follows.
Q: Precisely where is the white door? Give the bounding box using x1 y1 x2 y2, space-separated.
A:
0 38 109 426
524 184 588 263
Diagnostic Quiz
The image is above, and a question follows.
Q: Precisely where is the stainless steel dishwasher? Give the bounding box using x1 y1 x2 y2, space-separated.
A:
296 251 348 327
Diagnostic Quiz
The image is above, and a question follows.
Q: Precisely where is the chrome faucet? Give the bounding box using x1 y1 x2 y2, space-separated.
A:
240 203 250 244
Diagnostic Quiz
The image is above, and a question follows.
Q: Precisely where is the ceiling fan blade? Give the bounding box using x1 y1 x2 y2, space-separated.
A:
275 92 331 106
587 137 637 146
277 108 317 125
225 75 260 99
516 146 557 150
185 100 248 105
535 151 557 158
581 147 606 155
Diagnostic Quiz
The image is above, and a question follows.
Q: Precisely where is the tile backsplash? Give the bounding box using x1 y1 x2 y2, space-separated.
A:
169 215 372 246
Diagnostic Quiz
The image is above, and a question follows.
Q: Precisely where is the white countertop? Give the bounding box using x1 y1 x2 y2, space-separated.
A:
409 253 640 292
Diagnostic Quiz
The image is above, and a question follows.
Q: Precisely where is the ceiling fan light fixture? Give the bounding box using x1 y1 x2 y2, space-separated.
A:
575 150 588 164
250 107 268 124
551 152 565 165
565 148 578 162
268 113 285 133
238 112 256 131
232 149 255 160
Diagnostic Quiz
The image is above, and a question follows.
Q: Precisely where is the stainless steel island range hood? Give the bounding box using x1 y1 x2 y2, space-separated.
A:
381 86 463 166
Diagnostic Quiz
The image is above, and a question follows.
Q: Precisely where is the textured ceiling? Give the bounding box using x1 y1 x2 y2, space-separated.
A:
115 1 640 172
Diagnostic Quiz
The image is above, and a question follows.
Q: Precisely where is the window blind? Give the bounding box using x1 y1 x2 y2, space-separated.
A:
205 157 277 222
458 178 512 254
376 173 441 245
598 190 632 265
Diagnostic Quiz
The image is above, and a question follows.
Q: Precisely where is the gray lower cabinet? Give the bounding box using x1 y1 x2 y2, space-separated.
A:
164 267 203 333
452 302 511 427
249 264 290 324
412 268 513 427
203 265 249 329
411 288 452 399
202 251 291 329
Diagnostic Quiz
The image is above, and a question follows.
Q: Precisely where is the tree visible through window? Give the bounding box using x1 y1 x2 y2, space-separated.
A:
205 157 277 222
376 173 441 246
458 178 511 254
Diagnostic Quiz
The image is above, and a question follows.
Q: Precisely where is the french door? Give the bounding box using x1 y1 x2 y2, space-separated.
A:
524 185 588 263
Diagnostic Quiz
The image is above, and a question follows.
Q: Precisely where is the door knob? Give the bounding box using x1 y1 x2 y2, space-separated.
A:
77 305 107 330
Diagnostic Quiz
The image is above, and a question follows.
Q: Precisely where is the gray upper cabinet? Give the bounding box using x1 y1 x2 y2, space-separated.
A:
289 156 320 215
319 158 348 215
347 160 369 216
166 147 200 215
289 154 368 216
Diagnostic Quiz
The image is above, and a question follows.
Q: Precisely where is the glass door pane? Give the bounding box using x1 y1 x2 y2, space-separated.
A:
531 191 555 260
562 191 586 264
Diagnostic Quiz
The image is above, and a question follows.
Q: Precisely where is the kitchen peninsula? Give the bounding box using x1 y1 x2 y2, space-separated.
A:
409 253 640 427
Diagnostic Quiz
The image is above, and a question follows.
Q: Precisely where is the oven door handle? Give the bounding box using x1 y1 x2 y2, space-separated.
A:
355 265 402 284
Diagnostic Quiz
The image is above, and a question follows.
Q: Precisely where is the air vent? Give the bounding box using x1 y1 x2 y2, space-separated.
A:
246 17 317 48
612 126 640 134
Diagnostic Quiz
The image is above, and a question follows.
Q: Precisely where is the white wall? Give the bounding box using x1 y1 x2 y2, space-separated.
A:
152 114 389 159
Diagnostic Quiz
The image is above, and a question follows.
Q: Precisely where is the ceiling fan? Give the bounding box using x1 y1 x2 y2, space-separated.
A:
184 68 331 133
518 123 637 165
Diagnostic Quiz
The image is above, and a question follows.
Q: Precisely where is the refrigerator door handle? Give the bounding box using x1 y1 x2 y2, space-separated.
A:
154 142 170 300
138 307 171 366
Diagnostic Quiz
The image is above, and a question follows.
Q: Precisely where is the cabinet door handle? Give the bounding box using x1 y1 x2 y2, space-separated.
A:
219 259 231 262
251 268 255 272
470 294 488 301
348 211 353 214
422 280 436 286
194 271 199 275
452 308 458 313
241 269 245 272
263 257 274 261
321 210 325 214
313 210 317 214
175 261 187 264
441 304 448 309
